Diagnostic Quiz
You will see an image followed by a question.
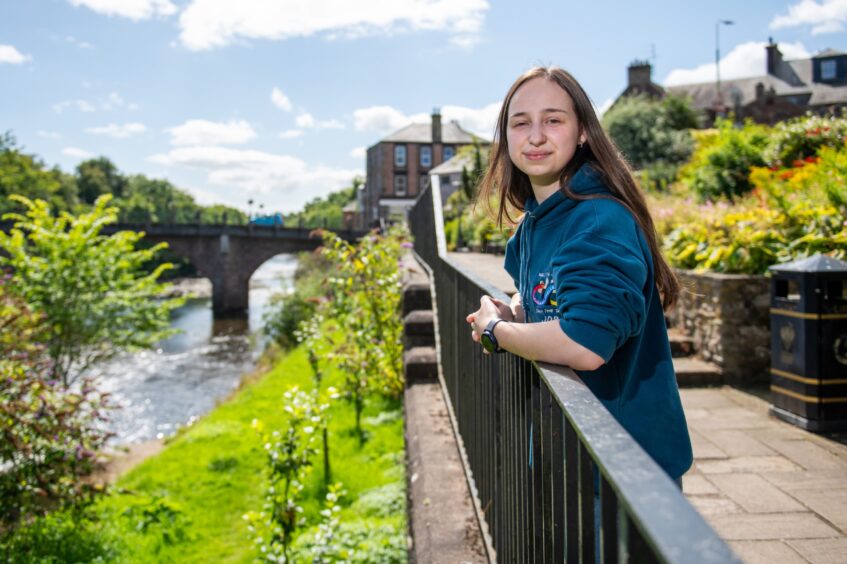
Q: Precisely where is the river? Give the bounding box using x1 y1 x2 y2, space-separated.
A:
92 254 297 445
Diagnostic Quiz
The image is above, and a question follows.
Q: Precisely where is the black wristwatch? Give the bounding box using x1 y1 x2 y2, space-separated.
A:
480 318 506 353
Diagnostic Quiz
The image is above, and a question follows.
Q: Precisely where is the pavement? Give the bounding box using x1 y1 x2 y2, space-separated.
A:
448 251 847 564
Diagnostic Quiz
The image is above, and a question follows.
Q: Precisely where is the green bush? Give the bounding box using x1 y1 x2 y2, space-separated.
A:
677 119 770 201
763 112 847 166
0 510 118 563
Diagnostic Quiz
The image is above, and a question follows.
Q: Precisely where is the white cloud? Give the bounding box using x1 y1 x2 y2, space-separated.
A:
771 0 847 35
271 87 293 111
148 145 361 212
103 92 139 111
663 41 812 86
350 146 366 159
86 122 147 138
278 129 304 139
353 102 499 138
0 44 31 64
295 112 345 130
166 119 257 146
66 35 94 49
353 105 428 134
177 0 489 51
68 0 177 20
37 130 62 140
53 99 97 113
62 147 95 159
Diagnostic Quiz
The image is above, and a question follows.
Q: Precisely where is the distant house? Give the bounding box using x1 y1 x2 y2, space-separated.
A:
428 151 475 207
614 40 847 126
361 110 485 226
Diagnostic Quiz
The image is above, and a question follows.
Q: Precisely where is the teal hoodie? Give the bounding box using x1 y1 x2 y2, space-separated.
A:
504 164 692 480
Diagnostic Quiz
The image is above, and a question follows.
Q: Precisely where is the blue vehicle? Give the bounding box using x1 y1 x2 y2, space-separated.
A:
249 213 284 226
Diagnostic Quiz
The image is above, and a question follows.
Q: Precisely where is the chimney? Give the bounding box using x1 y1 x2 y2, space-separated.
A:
627 60 652 89
431 108 442 144
766 37 783 76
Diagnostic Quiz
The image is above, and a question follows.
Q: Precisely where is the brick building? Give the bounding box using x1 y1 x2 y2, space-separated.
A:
615 40 847 126
361 110 482 226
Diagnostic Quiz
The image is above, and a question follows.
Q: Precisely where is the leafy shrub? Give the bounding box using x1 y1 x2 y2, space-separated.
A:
0 279 113 528
294 521 407 563
263 249 330 349
763 112 847 166
0 510 118 563
677 119 770 201
664 143 847 273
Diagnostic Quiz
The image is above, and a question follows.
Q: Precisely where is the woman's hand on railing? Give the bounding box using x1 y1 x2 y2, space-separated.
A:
466 296 514 352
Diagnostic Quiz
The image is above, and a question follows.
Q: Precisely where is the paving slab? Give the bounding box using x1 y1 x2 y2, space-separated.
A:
757 438 846 471
761 469 847 492
728 540 807 564
696 455 802 474
689 428 728 459
687 495 744 517
704 429 777 458
707 512 839 540
705 473 806 514
681 472 719 495
788 538 847 564
787 489 847 534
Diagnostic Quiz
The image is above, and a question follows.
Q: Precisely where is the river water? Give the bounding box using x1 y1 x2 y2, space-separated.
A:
92 254 297 444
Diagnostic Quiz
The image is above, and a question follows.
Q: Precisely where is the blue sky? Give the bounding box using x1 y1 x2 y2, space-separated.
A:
1 0 845 213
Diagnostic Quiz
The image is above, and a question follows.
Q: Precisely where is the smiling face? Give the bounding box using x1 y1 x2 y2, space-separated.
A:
506 77 585 201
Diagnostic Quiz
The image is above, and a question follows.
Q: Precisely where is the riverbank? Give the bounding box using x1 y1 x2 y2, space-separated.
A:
83 343 407 562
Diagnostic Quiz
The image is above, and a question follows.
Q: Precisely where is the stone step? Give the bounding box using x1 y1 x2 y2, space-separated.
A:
674 357 723 387
404 346 438 383
404 309 435 349
668 328 696 358
402 281 432 316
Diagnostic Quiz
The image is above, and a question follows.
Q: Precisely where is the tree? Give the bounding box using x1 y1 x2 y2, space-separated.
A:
285 178 361 228
75 157 128 204
0 194 183 384
602 94 696 171
0 132 77 215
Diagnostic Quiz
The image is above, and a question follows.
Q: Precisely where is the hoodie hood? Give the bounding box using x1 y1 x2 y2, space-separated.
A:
524 164 610 224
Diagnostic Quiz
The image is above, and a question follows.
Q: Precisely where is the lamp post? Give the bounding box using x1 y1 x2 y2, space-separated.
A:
715 19 734 116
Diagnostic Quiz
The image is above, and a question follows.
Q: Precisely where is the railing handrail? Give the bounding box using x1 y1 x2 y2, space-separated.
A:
409 177 739 563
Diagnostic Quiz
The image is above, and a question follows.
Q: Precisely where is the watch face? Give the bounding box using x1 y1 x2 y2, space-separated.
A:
481 331 497 353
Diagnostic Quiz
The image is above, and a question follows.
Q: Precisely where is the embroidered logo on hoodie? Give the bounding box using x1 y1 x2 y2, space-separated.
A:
531 272 558 320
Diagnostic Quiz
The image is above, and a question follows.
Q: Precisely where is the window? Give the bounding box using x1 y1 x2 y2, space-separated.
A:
420 145 432 168
394 174 407 196
443 146 455 161
394 145 407 167
420 175 429 191
821 59 837 80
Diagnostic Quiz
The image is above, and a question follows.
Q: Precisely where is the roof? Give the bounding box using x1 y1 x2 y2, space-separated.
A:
770 254 847 273
429 152 473 175
381 120 482 144
814 48 847 58
666 55 847 110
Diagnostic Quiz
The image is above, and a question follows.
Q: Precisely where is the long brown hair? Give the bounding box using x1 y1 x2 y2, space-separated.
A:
478 66 679 309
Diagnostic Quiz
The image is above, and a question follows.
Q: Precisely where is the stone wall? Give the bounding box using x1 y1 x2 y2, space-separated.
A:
668 270 771 383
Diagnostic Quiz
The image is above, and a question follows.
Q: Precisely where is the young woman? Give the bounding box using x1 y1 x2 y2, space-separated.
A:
466 67 692 482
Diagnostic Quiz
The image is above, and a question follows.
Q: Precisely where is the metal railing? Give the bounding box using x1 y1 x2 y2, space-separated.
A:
408 177 738 563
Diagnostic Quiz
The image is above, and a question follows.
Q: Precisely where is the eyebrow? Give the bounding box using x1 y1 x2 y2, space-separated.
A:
509 108 568 118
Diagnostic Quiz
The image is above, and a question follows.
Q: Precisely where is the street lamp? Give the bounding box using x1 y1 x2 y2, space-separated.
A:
715 19 734 116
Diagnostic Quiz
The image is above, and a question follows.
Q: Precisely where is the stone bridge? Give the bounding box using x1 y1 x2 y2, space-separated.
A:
1 221 368 316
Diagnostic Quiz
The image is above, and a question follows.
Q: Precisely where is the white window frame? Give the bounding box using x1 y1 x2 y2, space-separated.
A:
394 174 407 196
394 145 407 167
420 145 432 168
821 59 837 80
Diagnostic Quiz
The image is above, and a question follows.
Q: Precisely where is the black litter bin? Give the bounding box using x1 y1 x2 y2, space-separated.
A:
769 254 847 432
